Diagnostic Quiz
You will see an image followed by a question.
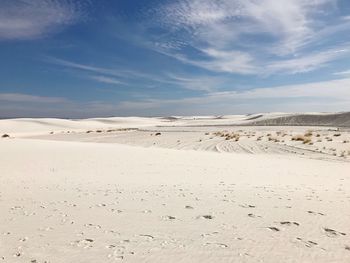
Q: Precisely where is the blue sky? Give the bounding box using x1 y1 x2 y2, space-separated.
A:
1 0 350 117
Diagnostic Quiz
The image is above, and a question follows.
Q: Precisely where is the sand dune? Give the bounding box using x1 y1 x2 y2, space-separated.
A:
1 112 349 138
247 112 350 127
1 114 350 262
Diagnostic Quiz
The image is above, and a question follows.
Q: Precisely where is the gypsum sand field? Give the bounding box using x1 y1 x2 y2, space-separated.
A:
0 115 350 262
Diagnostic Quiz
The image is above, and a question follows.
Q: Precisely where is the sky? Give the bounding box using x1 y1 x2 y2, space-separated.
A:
1 0 350 118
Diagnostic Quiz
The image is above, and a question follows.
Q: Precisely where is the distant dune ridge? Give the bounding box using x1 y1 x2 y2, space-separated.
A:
245 112 350 127
1 112 350 137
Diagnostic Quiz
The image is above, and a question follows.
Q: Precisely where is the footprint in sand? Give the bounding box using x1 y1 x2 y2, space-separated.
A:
71 238 94 249
323 228 346 237
307 210 325 216
280 221 299 226
295 237 318 248
139 234 154 241
197 215 214 220
248 213 261 218
162 215 176 220
240 204 256 208
204 242 228 248
267 227 280 232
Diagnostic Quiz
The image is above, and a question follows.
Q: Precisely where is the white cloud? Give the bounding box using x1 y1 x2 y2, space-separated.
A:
150 0 348 75
0 0 89 40
266 48 349 74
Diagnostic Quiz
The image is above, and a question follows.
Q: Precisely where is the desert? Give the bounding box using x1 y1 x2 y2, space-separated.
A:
1 112 350 262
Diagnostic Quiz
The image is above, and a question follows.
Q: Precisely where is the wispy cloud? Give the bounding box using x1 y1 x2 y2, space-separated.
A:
2 78 350 117
48 57 222 92
334 69 350 76
90 75 126 86
0 0 89 40
116 77 350 114
0 93 67 103
148 0 349 76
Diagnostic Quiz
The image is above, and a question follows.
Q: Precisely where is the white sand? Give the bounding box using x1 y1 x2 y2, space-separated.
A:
1 115 350 262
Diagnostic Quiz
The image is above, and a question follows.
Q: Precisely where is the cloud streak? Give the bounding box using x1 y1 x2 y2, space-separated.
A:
149 0 350 76
0 0 89 40
2 78 350 117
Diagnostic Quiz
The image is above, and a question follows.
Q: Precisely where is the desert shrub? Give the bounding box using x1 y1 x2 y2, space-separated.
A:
268 137 280 142
1 134 10 138
334 133 341 137
292 135 312 144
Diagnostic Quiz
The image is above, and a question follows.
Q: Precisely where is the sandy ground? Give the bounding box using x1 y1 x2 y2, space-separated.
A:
1 115 350 262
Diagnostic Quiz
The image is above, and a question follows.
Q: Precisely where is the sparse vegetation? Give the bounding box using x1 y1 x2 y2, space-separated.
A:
213 131 240 141
291 135 312 144
304 130 313 137
268 136 280 143
1 134 10 138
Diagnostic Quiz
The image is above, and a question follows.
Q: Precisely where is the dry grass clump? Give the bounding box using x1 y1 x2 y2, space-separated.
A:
268 136 280 143
333 133 341 137
1 134 10 138
340 151 347 158
343 140 349 143
291 135 312 144
86 130 93 133
213 131 240 141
